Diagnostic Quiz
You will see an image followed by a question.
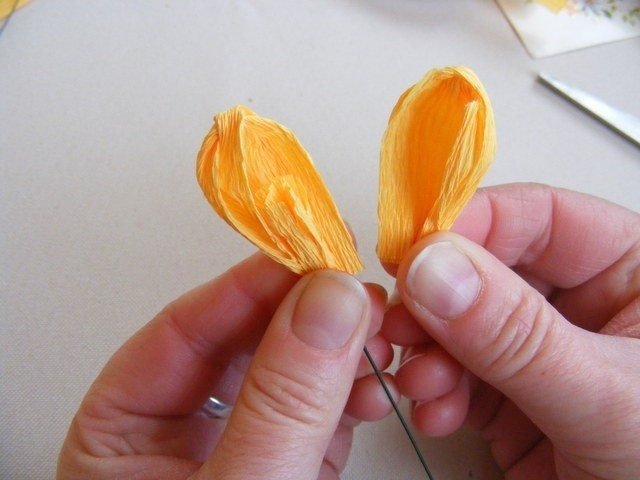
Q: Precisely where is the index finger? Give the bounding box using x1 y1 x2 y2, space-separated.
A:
452 183 640 289
382 183 640 333
88 252 299 416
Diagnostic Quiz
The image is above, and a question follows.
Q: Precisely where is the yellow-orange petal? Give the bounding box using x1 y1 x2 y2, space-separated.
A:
196 106 363 275
377 66 496 265
0 0 30 20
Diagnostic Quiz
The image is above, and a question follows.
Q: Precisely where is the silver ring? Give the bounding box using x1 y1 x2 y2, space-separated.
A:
201 396 233 419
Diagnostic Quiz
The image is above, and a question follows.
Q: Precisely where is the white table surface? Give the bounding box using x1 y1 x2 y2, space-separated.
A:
1 1 639 479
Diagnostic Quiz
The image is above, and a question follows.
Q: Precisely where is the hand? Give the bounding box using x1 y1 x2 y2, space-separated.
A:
382 183 640 480
57 253 396 480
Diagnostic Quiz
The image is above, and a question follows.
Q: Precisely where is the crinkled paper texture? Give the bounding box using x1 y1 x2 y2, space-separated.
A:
197 106 363 275
377 66 496 265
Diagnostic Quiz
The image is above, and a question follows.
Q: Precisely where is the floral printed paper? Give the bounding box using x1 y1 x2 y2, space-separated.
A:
497 0 640 57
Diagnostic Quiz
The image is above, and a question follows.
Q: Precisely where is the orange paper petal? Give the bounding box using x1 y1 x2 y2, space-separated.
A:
197 106 363 275
377 66 496 264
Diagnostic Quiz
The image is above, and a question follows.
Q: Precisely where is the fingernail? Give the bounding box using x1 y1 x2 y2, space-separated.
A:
365 282 388 305
292 271 367 350
406 242 481 319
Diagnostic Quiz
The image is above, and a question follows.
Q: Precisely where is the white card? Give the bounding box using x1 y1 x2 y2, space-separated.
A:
496 0 640 58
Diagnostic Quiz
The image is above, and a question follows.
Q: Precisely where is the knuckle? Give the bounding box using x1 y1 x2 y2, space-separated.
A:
159 307 212 358
240 361 330 428
480 290 556 384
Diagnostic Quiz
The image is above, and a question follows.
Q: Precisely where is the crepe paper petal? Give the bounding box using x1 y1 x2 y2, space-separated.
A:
377 66 496 265
197 106 363 275
533 0 568 14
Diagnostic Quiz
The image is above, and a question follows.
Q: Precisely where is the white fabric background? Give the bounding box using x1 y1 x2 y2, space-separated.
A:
1 1 639 479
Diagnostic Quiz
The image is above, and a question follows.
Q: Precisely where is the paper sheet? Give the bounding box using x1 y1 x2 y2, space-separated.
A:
496 0 640 57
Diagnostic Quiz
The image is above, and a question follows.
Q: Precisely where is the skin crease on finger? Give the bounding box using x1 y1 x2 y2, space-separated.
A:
382 184 640 480
411 373 470 437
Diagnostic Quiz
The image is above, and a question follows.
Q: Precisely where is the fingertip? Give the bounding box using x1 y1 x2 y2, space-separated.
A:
356 334 394 378
412 375 470 437
346 373 398 421
381 262 398 277
365 282 388 304
396 344 464 401
382 303 431 346
318 461 340 480
338 412 361 429
450 190 491 244
322 419 356 478
364 283 388 339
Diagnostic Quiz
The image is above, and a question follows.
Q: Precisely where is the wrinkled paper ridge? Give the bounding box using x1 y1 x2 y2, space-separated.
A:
197 106 363 275
377 66 496 264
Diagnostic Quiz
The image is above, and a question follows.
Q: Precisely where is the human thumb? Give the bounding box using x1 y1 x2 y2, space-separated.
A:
198 270 370 480
395 233 621 445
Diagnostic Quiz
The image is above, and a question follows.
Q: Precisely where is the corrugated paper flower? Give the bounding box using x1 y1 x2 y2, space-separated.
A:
196 106 363 275
197 66 495 275
377 67 496 265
